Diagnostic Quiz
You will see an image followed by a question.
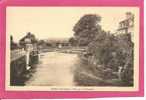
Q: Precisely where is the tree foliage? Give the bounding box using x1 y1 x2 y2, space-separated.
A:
68 37 77 46
88 32 134 85
73 14 101 46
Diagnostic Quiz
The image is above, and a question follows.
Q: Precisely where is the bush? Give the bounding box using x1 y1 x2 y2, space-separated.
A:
88 33 134 86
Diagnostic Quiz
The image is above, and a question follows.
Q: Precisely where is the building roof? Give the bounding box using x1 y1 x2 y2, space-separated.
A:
19 32 37 45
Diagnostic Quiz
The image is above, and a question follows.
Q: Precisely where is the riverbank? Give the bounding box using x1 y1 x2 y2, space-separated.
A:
74 54 130 86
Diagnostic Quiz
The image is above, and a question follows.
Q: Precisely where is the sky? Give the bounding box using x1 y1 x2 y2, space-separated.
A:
6 7 139 42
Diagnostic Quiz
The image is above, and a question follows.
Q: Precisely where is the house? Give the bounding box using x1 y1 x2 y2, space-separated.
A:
10 35 19 50
19 32 38 51
117 12 134 41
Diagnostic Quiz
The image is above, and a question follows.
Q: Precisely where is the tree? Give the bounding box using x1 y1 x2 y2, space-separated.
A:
37 40 45 46
10 35 18 50
69 37 77 46
73 14 101 46
116 34 134 85
10 35 13 43
90 32 134 85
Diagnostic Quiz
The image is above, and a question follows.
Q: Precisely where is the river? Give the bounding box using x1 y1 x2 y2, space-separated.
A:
25 52 80 86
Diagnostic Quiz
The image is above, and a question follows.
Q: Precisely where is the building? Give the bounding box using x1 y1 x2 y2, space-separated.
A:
117 12 134 41
19 32 39 67
19 32 38 51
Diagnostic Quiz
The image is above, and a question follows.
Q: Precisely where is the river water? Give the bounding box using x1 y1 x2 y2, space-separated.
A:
25 52 80 86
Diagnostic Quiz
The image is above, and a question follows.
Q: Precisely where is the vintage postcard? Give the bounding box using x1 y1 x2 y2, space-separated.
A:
0 0 144 99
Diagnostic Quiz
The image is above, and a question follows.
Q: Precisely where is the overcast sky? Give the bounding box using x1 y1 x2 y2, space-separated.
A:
7 7 138 42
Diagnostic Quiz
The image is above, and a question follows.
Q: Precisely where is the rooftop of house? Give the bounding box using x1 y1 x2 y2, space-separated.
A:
19 32 37 44
119 12 134 24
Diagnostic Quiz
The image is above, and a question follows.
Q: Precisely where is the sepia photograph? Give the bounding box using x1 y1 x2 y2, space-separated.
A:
6 7 139 91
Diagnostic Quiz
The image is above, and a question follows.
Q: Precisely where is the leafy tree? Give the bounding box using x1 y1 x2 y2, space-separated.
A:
89 32 134 85
73 14 101 46
37 40 45 45
10 35 18 50
69 37 77 46
116 34 134 85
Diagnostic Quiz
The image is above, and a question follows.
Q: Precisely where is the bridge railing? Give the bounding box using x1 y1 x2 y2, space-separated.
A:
11 49 26 62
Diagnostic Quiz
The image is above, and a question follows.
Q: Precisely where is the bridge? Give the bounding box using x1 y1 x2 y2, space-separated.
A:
10 46 86 85
11 49 26 62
